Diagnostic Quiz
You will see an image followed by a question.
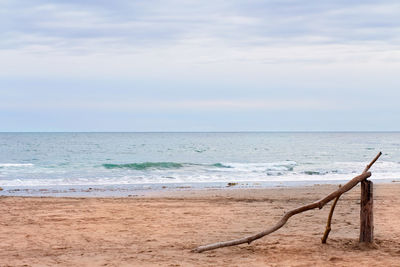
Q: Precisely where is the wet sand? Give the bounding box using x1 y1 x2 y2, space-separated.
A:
1 183 400 266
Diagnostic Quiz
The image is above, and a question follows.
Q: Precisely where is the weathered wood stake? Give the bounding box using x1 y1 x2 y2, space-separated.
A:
360 179 373 243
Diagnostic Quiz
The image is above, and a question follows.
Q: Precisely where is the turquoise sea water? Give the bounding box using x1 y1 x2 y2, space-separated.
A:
0 132 399 195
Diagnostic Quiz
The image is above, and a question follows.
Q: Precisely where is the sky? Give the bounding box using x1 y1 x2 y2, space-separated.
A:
1 0 400 132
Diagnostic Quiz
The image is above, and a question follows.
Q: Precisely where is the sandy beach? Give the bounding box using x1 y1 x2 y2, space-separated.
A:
1 183 400 266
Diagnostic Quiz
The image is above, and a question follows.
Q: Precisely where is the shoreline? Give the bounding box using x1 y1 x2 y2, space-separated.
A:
1 183 400 266
1 178 399 198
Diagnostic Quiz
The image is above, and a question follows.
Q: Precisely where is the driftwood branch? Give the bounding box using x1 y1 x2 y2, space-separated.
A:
321 152 382 243
363 152 382 173
193 171 371 253
321 193 340 243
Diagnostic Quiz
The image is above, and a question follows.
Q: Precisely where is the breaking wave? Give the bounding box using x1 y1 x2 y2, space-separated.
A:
101 162 235 170
0 163 34 168
102 162 184 170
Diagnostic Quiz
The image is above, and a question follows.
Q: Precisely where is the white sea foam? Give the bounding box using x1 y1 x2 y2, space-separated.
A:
0 163 34 167
218 161 297 172
1 170 399 187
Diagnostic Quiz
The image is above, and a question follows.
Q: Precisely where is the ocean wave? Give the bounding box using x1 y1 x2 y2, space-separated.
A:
303 170 325 175
226 161 297 172
0 163 34 168
102 162 184 170
101 161 295 171
102 162 233 170
212 163 232 168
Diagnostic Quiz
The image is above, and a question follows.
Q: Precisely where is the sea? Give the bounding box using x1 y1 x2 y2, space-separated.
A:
0 132 399 196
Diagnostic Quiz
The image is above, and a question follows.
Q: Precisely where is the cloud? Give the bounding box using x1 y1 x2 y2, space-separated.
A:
1 0 399 81
1 1 400 131
2 0 400 53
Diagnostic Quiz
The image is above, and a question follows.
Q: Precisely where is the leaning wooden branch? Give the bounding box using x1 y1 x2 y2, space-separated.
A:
192 171 372 253
362 152 382 174
321 151 382 243
321 192 340 243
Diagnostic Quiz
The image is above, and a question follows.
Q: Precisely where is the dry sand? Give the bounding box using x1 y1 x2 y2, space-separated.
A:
1 183 400 266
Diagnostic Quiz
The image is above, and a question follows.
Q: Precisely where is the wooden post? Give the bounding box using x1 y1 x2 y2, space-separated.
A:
360 179 373 243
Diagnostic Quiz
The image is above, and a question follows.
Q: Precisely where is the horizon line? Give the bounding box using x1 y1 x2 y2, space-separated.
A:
1 131 400 134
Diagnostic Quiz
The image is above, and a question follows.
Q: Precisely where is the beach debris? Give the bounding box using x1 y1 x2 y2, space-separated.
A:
321 185 341 244
192 152 381 253
322 152 381 244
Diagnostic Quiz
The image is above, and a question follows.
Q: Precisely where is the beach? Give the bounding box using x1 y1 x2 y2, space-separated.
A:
2 0 400 265
1 183 400 266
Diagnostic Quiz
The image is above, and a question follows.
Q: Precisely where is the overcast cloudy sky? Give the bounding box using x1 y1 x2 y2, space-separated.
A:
1 0 400 131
